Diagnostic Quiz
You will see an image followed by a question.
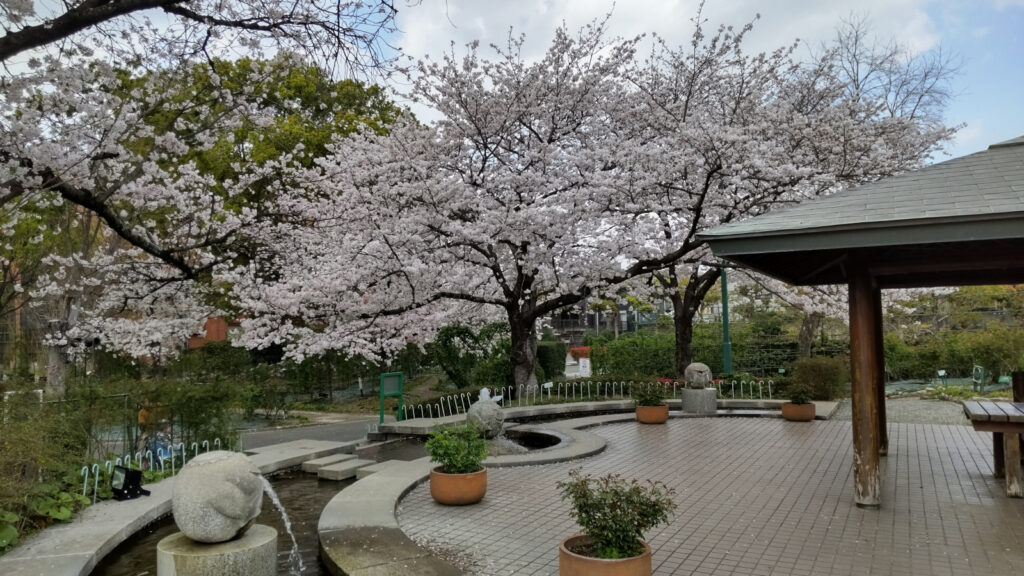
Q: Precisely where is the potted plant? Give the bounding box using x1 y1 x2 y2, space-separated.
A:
632 384 669 424
781 382 815 421
425 422 488 505
556 468 677 575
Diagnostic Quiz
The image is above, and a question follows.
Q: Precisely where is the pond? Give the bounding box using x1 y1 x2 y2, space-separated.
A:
92 471 348 576
91 429 563 575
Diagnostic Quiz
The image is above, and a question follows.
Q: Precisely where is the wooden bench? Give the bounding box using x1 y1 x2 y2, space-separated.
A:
963 400 1024 497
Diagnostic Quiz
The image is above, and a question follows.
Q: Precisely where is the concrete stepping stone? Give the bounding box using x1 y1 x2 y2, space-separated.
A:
354 460 404 480
302 453 357 473
245 439 353 474
319 458 376 481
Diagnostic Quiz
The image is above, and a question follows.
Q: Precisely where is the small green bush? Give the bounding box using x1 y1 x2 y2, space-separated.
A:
786 382 812 405
425 423 487 474
557 468 677 559
631 383 668 406
793 356 849 401
536 341 567 380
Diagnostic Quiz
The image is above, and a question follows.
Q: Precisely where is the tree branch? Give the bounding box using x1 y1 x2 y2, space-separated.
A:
0 0 179 63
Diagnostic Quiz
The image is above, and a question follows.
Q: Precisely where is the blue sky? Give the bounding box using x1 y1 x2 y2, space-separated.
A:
392 0 1024 162
926 1 1024 157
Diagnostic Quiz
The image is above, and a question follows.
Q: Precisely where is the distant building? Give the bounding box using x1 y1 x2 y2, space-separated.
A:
187 317 236 349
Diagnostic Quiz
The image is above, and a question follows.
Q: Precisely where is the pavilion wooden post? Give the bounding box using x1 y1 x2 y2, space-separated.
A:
872 288 888 456
848 260 882 508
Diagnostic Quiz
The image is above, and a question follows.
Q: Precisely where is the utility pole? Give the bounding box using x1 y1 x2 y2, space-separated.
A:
721 267 733 373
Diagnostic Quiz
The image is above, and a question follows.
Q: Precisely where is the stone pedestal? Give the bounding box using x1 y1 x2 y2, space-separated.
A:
681 388 718 414
157 524 277 576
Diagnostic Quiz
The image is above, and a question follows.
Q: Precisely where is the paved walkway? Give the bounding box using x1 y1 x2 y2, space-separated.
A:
399 418 1024 576
832 397 971 426
240 412 385 450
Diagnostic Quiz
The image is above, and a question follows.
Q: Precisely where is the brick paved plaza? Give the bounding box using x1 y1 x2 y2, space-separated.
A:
399 418 1024 576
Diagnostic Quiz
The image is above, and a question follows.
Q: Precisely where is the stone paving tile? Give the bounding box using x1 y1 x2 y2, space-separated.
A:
398 418 1024 576
832 398 971 426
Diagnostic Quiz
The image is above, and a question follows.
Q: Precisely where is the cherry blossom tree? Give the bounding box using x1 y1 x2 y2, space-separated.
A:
0 1 398 72
643 15 959 375
2 8 400 392
2 1 401 274
1 3 400 295
231 14 956 388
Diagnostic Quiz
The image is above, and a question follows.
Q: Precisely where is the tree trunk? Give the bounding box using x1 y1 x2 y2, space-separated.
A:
670 290 693 378
671 267 722 378
798 311 823 358
509 312 539 391
46 344 68 397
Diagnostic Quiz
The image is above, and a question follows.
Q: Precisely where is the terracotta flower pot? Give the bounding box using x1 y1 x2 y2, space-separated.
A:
781 402 815 422
635 404 669 424
429 467 486 505
558 534 652 576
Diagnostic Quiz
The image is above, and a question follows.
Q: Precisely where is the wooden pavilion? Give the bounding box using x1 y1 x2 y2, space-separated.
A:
699 135 1024 508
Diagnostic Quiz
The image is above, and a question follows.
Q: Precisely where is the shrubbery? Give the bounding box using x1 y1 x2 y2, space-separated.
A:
427 323 512 389
587 322 806 379
425 423 487 474
536 340 567 380
0 394 95 553
792 356 849 401
590 332 676 377
557 468 677 559
883 327 1024 382
631 383 669 406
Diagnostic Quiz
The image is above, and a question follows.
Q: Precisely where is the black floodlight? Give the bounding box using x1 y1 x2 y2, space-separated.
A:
111 466 150 501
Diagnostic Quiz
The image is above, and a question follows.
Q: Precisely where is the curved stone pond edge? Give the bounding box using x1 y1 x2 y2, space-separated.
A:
373 398 837 438
318 415 625 576
0 439 358 576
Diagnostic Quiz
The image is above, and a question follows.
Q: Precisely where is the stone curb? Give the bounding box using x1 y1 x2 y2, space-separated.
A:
376 399 839 437
0 442 350 576
318 416 617 575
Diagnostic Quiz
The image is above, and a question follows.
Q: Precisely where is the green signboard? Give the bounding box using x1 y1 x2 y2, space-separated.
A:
379 372 404 424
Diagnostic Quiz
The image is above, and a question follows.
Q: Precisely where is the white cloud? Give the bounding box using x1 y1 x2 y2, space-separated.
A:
396 0 940 64
391 0 941 123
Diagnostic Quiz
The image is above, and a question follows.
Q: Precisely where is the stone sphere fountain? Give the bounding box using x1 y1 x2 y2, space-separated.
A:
157 451 277 576
681 362 718 414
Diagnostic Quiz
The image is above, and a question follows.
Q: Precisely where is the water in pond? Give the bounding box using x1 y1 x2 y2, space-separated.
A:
355 436 427 461
260 475 304 574
357 429 565 459
92 471 348 576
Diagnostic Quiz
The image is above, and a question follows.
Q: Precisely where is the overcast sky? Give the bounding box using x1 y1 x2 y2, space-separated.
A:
391 0 1024 161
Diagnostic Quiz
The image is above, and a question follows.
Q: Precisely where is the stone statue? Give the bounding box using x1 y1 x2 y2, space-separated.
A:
172 451 263 543
467 389 505 439
684 362 713 389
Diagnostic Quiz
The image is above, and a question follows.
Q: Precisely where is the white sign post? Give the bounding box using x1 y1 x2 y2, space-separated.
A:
578 358 592 378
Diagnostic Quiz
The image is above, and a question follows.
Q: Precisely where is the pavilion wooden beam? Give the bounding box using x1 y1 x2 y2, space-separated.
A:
848 259 882 508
